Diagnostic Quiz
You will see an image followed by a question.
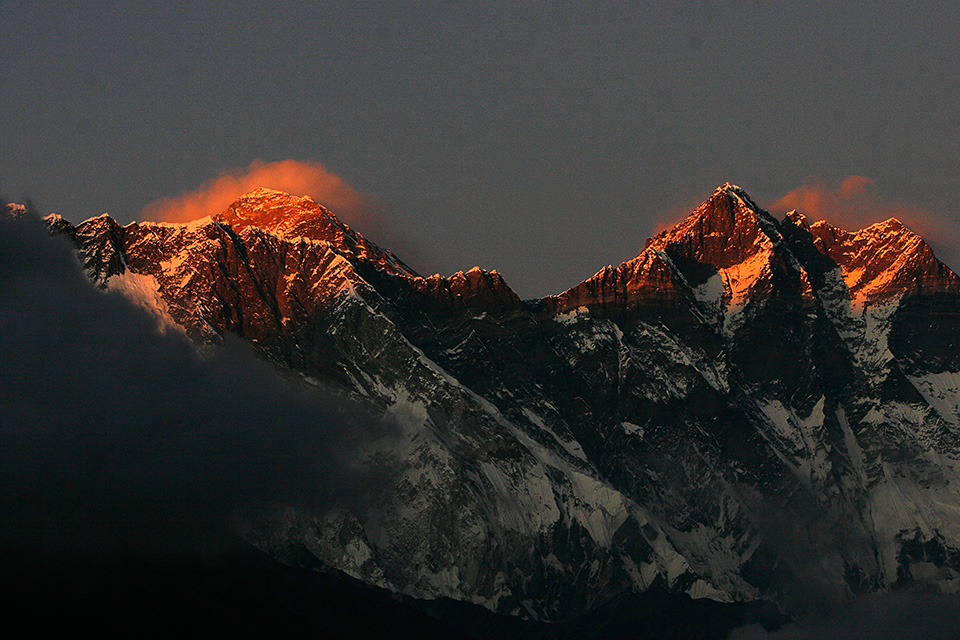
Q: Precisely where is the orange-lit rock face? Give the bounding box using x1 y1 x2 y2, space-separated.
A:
545 184 798 322
55 189 528 343
545 250 685 317
49 184 960 344
645 184 776 270
216 188 342 239
548 184 960 324
215 187 418 279
81 216 370 340
804 218 960 301
413 267 522 311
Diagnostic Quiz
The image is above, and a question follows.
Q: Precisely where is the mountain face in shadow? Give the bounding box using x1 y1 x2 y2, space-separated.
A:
6 182 960 634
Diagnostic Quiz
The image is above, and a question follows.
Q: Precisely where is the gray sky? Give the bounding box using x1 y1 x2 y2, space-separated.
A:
3 1 960 297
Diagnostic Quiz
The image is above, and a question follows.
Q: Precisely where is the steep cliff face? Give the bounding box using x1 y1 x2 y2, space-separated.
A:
214 187 418 278
805 216 960 301
30 184 960 622
546 185 812 330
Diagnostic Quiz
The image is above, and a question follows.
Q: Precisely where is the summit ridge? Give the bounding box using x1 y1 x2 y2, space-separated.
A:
547 184 957 326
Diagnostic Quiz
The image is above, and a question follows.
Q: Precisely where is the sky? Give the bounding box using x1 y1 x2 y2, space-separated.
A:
3 1 960 297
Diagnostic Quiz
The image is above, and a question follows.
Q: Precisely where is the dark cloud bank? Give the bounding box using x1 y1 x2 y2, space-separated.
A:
729 591 960 640
0 214 382 564
0 216 468 638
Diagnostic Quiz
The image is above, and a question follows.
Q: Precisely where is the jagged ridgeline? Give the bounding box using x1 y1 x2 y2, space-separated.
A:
22 184 960 621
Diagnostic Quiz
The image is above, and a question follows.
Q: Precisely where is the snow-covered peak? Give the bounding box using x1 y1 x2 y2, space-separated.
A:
41 212 75 236
717 181 743 191
215 189 418 278
712 182 756 207
3 202 27 218
76 212 122 231
217 188 341 236
644 183 781 270
246 186 296 198
544 184 797 320
876 216 905 228
415 265 523 310
783 210 809 230
807 217 959 300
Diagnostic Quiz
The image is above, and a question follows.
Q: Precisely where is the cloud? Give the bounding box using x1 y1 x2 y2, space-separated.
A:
769 176 913 230
140 159 434 273
0 215 388 563
767 176 960 272
728 592 960 640
141 159 369 225
837 175 873 199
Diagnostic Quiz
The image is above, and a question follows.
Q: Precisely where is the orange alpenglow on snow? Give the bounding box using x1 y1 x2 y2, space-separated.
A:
545 184 959 324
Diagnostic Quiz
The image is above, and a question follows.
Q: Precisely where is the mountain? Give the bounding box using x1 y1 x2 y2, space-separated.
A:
21 183 960 626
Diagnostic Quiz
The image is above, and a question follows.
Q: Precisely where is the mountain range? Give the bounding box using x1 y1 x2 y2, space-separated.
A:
11 183 960 633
